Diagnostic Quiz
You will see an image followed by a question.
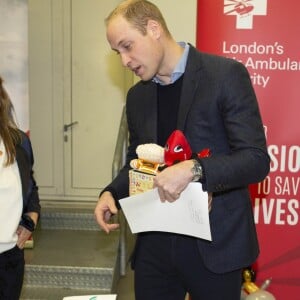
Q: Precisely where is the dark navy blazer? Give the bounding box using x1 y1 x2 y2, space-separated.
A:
16 131 40 215
105 45 270 273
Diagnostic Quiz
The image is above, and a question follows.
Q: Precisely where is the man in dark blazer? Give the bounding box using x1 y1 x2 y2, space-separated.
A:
95 1 270 299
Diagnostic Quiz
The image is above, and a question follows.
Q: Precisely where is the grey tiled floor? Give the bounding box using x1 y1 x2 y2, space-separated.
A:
21 204 136 299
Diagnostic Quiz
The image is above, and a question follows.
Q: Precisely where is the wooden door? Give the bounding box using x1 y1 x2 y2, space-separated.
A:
29 0 131 200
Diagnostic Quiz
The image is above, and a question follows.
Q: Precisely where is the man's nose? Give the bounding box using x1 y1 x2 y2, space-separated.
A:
120 53 130 67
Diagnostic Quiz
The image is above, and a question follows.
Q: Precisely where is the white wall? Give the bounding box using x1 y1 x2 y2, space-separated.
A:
151 0 197 45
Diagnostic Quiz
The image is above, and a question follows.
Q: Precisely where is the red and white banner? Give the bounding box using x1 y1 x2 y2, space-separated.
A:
197 1 300 298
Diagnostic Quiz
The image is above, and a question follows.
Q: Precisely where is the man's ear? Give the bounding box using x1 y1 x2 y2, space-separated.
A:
147 19 161 39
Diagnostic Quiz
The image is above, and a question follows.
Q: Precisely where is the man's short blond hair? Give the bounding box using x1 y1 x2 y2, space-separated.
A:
106 0 171 37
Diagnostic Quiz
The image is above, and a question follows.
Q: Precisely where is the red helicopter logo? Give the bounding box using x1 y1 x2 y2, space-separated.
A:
225 0 254 16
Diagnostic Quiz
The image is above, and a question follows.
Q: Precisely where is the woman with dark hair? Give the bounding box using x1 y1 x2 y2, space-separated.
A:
0 76 40 299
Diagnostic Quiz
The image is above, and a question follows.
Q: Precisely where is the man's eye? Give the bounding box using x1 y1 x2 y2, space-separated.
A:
124 43 132 50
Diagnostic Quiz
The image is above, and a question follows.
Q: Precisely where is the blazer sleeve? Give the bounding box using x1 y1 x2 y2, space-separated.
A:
194 58 270 192
18 131 41 214
100 81 156 205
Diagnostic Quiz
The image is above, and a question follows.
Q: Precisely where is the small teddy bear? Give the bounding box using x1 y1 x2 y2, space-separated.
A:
130 143 165 175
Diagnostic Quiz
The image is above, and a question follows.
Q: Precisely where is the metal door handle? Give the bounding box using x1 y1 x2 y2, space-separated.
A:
64 121 78 132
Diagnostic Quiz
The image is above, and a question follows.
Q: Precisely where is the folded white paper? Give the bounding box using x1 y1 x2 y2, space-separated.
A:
119 182 212 240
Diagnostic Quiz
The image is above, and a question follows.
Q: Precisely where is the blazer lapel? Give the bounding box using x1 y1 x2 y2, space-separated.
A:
177 46 202 131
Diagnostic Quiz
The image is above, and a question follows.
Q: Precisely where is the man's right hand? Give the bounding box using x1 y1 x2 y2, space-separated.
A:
94 191 119 233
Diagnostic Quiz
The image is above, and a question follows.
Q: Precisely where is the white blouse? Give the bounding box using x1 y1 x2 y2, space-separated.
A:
0 138 22 253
